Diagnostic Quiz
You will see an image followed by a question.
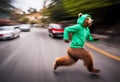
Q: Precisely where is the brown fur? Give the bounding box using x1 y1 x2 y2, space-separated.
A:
54 47 100 73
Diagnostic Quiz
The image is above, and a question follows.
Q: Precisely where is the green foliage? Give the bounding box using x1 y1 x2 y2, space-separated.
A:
45 1 71 21
62 0 112 17
18 17 29 24
41 18 47 23
45 0 113 21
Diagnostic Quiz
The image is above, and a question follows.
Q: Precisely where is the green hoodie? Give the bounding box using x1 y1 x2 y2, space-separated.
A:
64 14 94 48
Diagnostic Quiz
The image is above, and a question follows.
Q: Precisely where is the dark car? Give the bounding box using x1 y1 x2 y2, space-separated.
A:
48 23 64 38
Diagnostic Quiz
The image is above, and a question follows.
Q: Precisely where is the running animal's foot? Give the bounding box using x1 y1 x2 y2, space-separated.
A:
53 62 58 70
88 68 101 73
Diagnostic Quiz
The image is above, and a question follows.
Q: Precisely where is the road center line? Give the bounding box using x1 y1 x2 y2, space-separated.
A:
85 43 120 62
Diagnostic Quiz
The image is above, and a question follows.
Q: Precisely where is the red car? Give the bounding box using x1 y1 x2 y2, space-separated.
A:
48 23 64 38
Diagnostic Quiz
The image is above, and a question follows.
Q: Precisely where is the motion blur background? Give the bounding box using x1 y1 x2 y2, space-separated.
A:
0 0 120 47
0 1 120 82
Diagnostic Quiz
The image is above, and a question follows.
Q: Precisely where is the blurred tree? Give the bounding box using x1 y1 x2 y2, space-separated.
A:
45 0 120 34
42 0 51 9
0 0 15 18
18 17 29 24
45 0 71 21
28 7 37 13
45 0 120 21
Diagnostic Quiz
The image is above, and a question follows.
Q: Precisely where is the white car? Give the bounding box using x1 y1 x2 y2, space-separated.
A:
19 24 31 32
0 26 21 40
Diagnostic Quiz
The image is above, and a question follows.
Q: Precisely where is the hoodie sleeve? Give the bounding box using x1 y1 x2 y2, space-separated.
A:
64 24 79 40
86 28 94 41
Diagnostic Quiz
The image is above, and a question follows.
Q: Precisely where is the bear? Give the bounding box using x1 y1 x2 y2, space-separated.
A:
53 13 100 73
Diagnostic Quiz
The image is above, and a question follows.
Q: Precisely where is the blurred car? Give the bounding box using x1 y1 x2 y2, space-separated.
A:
19 24 31 32
0 18 12 26
48 23 64 38
0 26 21 40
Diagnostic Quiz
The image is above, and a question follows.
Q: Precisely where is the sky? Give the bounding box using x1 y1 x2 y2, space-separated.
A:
11 0 51 13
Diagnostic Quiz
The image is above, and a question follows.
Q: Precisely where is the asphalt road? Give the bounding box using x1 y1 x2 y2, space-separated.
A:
0 28 120 82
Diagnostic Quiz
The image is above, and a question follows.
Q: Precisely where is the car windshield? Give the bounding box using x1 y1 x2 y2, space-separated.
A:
20 24 30 26
0 26 13 31
19 24 30 28
49 24 63 29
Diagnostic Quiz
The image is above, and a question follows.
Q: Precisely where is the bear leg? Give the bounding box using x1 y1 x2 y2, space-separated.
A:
53 55 78 70
82 49 100 73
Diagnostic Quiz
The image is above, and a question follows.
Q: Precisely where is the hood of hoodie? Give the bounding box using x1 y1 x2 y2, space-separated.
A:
77 14 91 27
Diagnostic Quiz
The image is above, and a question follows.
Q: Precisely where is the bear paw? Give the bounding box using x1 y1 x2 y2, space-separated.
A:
89 68 101 73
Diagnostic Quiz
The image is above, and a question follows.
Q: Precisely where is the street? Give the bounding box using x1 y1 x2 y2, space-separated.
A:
0 27 120 82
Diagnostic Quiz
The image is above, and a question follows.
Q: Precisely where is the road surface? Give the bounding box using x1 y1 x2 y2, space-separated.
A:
0 27 120 82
